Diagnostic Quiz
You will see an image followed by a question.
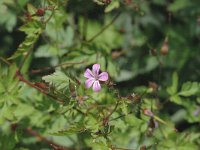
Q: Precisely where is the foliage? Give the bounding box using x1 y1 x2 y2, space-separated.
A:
0 0 200 150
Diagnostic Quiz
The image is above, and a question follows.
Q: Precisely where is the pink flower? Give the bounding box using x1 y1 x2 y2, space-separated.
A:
84 64 108 92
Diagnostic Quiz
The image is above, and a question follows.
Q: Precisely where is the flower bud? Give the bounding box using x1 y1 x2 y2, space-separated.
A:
36 8 45 16
148 81 158 92
140 146 146 150
143 108 154 117
160 37 169 55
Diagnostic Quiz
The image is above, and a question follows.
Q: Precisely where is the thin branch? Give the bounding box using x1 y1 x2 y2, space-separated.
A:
16 70 64 104
0 57 11 65
107 102 119 119
28 60 86 75
87 12 121 42
103 101 119 125
74 107 86 115
44 6 56 24
109 111 134 122
26 128 73 150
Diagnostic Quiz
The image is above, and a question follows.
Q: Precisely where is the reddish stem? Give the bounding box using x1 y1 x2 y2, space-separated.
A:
26 128 73 150
15 70 64 104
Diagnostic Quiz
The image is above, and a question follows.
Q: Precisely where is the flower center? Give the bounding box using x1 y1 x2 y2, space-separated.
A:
94 75 98 80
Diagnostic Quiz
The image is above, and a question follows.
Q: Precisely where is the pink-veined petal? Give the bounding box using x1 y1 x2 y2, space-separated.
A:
92 81 101 92
85 78 95 89
98 72 108 81
84 68 94 78
92 64 100 76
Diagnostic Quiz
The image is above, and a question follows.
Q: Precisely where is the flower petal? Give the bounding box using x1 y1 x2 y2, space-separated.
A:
98 72 108 81
84 68 94 78
92 81 101 92
92 64 100 76
85 78 95 89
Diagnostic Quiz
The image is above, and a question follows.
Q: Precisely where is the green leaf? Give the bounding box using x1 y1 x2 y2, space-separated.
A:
0 2 17 32
178 82 199 97
8 34 39 60
8 21 44 60
0 133 17 150
50 124 85 136
19 21 44 35
84 115 99 132
1 104 15 121
167 72 179 95
14 104 34 119
34 44 59 58
7 64 17 85
42 70 69 90
27 3 37 14
170 94 182 105
105 0 120 13
108 61 118 78
120 101 128 115
171 109 186 123
93 0 104 5
90 136 109 150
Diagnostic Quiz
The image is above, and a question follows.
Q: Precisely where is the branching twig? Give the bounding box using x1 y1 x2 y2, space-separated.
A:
103 101 119 125
87 12 121 42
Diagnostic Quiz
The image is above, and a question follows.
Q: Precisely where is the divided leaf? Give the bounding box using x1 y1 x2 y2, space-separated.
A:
27 3 37 15
42 71 69 90
167 72 179 95
179 82 199 97
9 34 39 60
9 21 44 60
